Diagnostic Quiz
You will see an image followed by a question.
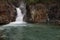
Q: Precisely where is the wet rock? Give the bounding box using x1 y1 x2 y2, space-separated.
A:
0 0 17 25
25 3 48 23
25 2 60 24
47 2 60 24
30 4 48 23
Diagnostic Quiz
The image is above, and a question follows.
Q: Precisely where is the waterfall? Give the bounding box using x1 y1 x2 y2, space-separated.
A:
14 8 25 23
9 7 26 24
0 7 26 30
3 1 26 26
3 8 26 26
16 8 23 22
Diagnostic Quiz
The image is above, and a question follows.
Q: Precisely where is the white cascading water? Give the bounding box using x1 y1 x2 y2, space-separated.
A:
3 8 26 26
12 7 25 23
11 7 25 24
16 8 24 22
16 8 23 22
12 7 26 24
3 1 26 26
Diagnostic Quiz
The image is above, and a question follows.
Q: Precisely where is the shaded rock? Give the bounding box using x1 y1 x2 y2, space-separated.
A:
25 3 48 23
47 2 60 24
23 4 32 23
0 0 17 25
8 0 23 7
25 1 60 24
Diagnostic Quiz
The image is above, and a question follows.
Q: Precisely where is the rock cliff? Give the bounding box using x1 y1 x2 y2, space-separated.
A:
25 1 60 24
0 0 17 25
24 3 48 23
0 0 60 25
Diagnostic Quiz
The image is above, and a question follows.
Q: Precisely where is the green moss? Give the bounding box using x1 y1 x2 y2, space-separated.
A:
25 0 40 5
25 0 58 5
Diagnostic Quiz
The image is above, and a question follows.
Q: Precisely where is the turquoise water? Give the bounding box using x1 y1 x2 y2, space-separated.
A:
1 24 60 40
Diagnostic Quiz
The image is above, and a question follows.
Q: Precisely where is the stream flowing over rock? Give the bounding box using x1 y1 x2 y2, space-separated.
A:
0 0 60 25
0 0 60 40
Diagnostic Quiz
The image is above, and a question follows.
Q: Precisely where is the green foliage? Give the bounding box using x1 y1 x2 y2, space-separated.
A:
25 0 40 5
8 0 17 2
40 0 54 2
25 0 58 5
